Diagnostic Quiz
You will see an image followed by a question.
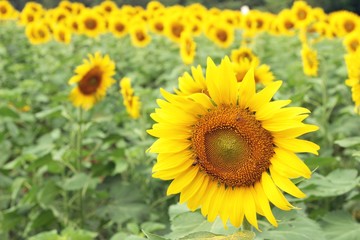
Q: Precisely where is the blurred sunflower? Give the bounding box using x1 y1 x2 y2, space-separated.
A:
18 8 42 26
291 1 313 28
108 15 128 38
165 16 187 43
78 9 106 37
209 22 234 48
301 43 318 77
276 9 296 36
180 31 196 65
231 46 260 66
69 52 116 110
130 23 151 48
25 21 52 45
148 56 319 229
99 0 118 15
149 15 166 35
120 77 141 119
53 23 72 44
0 1 18 21
330 11 360 37
345 50 360 113
343 31 360 53
233 59 275 85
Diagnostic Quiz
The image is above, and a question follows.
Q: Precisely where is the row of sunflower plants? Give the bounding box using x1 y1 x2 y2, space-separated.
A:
0 0 360 239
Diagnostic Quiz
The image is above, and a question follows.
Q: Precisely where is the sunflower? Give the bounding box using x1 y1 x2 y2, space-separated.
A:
301 43 319 77
53 23 72 44
120 77 141 119
233 59 275 85
330 11 360 37
0 1 17 21
149 14 166 35
345 50 360 113
165 15 187 43
148 56 319 229
25 21 52 45
291 1 314 28
130 23 151 48
99 0 118 15
69 52 116 110
344 31 360 53
180 31 196 65
231 46 260 66
208 21 234 48
78 9 106 37
276 9 296 36
108 15 128 38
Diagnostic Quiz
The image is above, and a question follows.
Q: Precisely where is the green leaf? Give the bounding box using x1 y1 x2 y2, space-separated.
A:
0 106 19 119
61 227 98 240
181 231 255 240
62 173 91 191
142 230 168 240
335 137 360 147
299 169 359 197
322 211 360 240
141 222 166 233
28 230 60 240
35 106 62 119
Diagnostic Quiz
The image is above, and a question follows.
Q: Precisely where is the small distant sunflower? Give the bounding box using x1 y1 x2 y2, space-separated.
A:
165 16 187 43
301 43 319 77
291 1 313 28
130 23 151 48
0 1 17 21
330 11 360 37
231 46 260 66
69 52 116 110
209 22 234 48
149 15 165 35
180 31 196 65
78 9 106 37
233 60 275 85
343 31 360 53
345 50 360 113
276 9 296 36
99 0 118 15
25 21 52 45
53 23 72 44
148 56 319 229
120 77 141 119
108 15 128 38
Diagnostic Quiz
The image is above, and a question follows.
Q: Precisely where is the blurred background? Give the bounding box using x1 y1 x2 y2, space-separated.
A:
8 0 360 14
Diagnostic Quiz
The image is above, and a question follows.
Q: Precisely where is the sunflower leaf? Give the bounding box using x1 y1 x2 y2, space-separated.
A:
322 211 360 240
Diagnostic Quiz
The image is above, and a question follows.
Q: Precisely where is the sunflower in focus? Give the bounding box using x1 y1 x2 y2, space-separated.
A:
180 31 196 65
78 9 106 37
120 77 141 119
130 23 151 48
301 43 318 77
69 52 116 110
343 31 360 53
345 50 360 113
148 56 319 229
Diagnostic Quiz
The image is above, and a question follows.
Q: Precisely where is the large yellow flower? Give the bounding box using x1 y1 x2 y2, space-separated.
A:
69 52 116 110
120 77 141 119
301 43 319 77
148 57 319 229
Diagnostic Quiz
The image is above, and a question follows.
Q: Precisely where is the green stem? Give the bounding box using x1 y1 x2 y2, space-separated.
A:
242 218 253 232
77 108 84 227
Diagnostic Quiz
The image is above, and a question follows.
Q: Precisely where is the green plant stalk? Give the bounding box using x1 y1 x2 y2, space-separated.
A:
77 108 85 227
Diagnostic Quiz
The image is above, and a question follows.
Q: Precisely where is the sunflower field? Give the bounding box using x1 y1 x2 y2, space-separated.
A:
1 0 360 239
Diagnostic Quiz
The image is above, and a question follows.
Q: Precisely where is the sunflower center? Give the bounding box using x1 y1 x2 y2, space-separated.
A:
350 40 359 52
344 20 355 32
78 67 102 95
115 23 125 32
155 23 164 31
192 105 274 187
0 6 7 14
85 18 97 30
284 21 294 29
172 23 184 38
136 30 145 41
297 9 307 20
216 29 228 42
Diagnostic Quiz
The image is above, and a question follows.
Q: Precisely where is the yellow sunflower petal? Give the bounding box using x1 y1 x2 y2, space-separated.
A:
255 100 291 120
270 165 306 198
238 67 256 108
272 124 319 139
229 187 245 227
207 184 227 222
274 148 312 178
206 57 221 105
167 166 199 195
153 151 194 172
248 81 283 112
180 171 206 204
188 93 215 110
243 188 259 231
254 182 278 227
148 139 190 153
187 175 210 211
274 138 320 155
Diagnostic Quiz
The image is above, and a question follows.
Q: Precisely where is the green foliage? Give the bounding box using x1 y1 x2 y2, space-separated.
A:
1 14 360 240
